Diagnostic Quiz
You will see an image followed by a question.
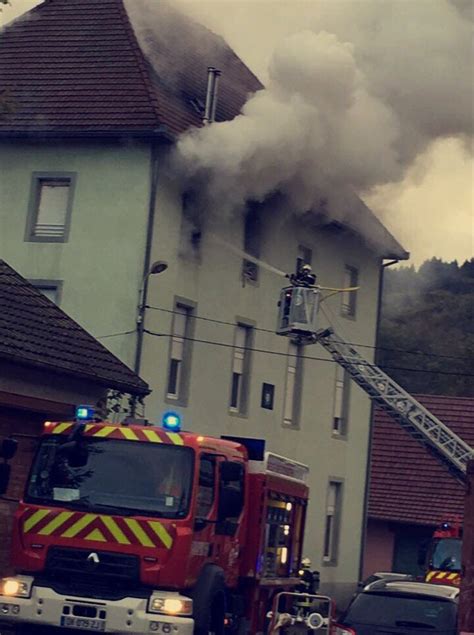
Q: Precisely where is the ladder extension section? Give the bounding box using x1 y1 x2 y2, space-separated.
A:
316 329 474 483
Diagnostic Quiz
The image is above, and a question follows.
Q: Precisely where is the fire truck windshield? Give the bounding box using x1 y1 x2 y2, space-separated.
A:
25 437 194 519
431 538 462 572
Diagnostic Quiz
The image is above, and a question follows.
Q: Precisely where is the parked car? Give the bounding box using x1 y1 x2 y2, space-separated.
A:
338 580 459 635
358 571 414 590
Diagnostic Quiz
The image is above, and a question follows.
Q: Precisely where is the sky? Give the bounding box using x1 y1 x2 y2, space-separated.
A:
2 0 473 267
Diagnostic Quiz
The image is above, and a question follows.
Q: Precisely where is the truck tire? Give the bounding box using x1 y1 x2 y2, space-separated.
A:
192 565 226 635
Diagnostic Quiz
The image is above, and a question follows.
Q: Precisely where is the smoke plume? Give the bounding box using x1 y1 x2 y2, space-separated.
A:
126 0 472 222
174 0 472 218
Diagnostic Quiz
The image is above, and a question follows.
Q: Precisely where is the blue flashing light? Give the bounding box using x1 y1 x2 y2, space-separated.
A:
75 405 95 422
162 411 182 432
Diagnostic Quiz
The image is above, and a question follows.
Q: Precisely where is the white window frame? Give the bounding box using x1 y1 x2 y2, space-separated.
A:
229 323 252 414
341 265 358 317
332 366 350 436
166 303 194 405
26 172 77 243
29 279 63 305
323 481 343 564
283 341 302 427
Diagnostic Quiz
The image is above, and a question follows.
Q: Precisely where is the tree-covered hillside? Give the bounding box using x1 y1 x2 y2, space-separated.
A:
378 258 474 397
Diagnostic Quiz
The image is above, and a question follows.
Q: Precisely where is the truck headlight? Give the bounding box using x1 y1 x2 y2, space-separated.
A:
148 595 193 616
1 577 32 599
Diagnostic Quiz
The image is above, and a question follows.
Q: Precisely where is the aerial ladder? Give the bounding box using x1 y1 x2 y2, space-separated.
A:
276 264 474 632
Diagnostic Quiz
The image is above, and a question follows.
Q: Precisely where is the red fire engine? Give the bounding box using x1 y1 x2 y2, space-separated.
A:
0 410 324 634
422 517 462 588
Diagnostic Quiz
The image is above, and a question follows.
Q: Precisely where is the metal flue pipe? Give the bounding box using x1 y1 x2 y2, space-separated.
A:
203 66 221 124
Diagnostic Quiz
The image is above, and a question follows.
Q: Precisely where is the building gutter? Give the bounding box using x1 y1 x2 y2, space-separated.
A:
134 142 161 377
0 352 150 398
357 257 399 582
0 126 176 143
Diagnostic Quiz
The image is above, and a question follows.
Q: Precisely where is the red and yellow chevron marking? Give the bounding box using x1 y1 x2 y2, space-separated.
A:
425 570 461 586
22 508 173 550
49 423 183 446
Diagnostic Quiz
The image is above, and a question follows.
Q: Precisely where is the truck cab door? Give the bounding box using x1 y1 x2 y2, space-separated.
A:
213 460 245 587
188 454 218 583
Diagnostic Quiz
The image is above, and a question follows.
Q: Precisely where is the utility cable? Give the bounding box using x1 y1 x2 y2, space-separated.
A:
143 328 474 379
96 329 136 340
145 305 472 363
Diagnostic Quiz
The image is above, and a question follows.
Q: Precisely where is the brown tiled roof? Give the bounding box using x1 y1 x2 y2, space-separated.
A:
0 261 149 396
369 395 474 526
0 0 262 137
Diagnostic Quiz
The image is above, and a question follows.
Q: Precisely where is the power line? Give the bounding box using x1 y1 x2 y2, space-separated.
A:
96 329 136 340
143 328 474 379
145 305 472 364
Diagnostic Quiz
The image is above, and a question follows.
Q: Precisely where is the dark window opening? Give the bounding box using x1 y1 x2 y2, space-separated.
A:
296 245 312 274
242 203 262 282
261 383 275 410
230 372 241 409
167 359 181 396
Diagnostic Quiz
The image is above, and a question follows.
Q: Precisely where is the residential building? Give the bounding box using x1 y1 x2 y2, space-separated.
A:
0 0 408 603
0 260 149 574
364 395 474 578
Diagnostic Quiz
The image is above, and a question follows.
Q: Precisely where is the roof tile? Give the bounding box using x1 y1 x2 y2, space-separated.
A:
0 0 262 136
369 395 474 525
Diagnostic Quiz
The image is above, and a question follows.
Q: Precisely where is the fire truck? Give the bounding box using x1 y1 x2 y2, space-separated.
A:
422 518 462 587
276 264 474 630
0 409 351 634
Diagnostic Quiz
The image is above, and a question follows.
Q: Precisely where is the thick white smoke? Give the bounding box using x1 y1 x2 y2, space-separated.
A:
175 0 472 217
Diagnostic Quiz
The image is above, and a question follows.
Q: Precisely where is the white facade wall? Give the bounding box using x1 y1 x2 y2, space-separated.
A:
142 151 382 603
0 140 383 605
0 140 152 365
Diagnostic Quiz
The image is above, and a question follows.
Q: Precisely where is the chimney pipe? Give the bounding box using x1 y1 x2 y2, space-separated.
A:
203 66 221 125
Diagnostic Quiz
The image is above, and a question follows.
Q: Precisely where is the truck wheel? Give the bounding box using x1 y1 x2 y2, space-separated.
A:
193 569 226 635
194 589 225 635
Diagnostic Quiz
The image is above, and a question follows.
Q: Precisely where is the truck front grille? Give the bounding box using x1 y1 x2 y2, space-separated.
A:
44 547 141 600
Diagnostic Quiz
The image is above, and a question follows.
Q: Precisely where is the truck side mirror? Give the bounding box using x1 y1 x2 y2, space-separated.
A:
221 460 243 482
1 438 18 461
218 485 244 521
0 463 11 496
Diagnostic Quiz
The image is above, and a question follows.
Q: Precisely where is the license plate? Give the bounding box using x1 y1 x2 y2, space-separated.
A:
61 616 106 631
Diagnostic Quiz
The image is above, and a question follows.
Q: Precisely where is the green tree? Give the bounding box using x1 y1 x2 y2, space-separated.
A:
379 259 474 397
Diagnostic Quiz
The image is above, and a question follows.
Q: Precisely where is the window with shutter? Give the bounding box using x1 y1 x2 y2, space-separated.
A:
167 305 192 401
283 342 303 427
341 265 359 317
229 324 252 413
26 173 76 242
332 366 350 436
323 481 342 563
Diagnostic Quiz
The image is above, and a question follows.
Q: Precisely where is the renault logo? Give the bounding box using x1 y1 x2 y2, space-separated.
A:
86 552 100 570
